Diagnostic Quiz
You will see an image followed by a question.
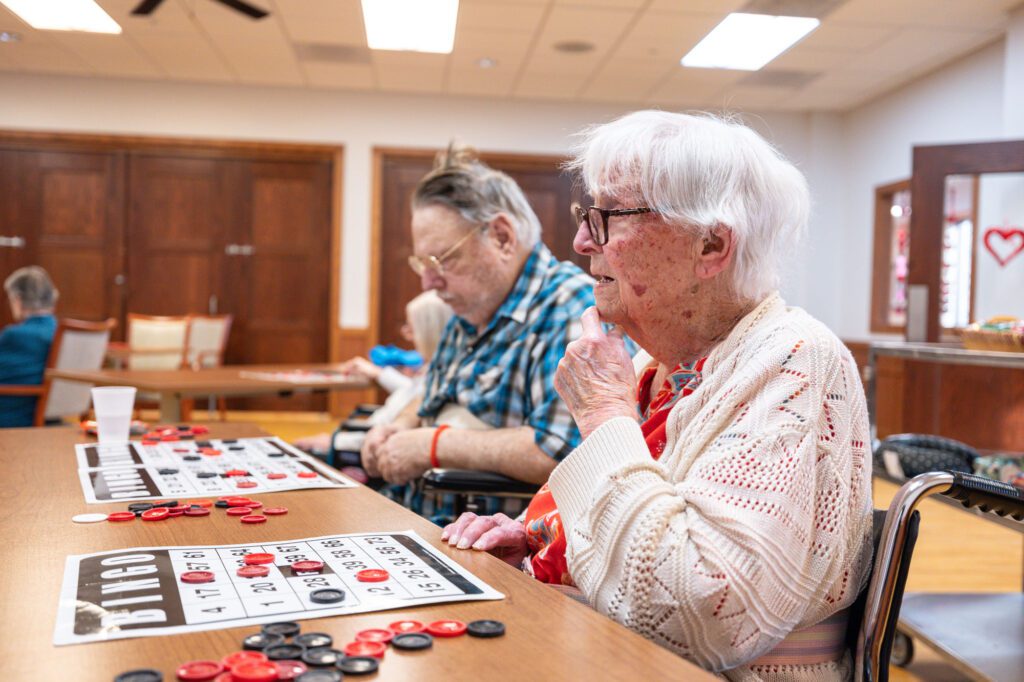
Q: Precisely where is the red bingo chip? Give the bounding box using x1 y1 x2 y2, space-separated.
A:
244 553 275 566
263 507 288 516
296 471 318 479
230 661 278 682
191 499 214 508
236 481 258 489
221 651 267 670
237 565 270 578
272 660 308 680
226 507 253 516
389 619 425 634
141 508 169 521
167 509 185 518
184 507 210 517
355 569 389 583
241 515 267 524
107 512 135 522
245 500 263 509
226 498 253 507
176 659 224 681
170 505 191 513
192 425 210 434
426 619 467 637
224 469 248 477
180 571 215 584
343 641 387 659
355 628 394 644
290 560 324 573
266 473 287 480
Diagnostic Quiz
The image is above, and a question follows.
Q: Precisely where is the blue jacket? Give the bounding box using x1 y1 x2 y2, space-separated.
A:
0 314 57 427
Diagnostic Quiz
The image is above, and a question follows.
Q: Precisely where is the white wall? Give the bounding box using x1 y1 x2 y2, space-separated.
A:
839 39 1010 340
0 73 838 329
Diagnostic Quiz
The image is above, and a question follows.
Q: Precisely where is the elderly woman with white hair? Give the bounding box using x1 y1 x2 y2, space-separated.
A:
442 111 872 680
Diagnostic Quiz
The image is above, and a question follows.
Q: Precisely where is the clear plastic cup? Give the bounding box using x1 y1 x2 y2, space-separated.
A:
91 386 137 444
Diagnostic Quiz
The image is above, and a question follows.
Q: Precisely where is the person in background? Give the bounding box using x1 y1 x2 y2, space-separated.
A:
294 290 452 456
0 266 59 427
441 111 872 680
361 144 598 486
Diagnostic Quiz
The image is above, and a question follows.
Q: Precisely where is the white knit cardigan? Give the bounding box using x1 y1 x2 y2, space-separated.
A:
549 293 873 681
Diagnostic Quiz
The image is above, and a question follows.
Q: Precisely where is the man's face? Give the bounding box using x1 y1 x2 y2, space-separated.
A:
410 205 507 328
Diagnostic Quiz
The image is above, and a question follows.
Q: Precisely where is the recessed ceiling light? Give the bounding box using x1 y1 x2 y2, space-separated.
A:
681 13 818 71
361 0 459 54
0 30 21 42
0 0 121 34
553 40 594 54
476 57 497 69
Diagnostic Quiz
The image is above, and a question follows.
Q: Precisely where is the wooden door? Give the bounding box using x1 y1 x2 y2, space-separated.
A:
230 159 332 410
0 148 124 329
375 150 585 350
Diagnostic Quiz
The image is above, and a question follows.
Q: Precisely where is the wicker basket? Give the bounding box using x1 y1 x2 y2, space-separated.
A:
960 318 1024 352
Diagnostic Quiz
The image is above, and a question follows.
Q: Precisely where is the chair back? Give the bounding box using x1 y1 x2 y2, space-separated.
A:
127 314 189 370
40 318 117 422
185 314 232 369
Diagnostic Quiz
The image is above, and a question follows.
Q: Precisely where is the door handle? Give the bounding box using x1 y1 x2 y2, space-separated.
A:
240 244 256 256
225 244 241 256
0 235 25 248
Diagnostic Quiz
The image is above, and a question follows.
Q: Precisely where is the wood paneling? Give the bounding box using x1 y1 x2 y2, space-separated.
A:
373 148 585 351
0 148 124 330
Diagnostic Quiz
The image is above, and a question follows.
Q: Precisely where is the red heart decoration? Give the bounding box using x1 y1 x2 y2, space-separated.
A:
983 227 1024 267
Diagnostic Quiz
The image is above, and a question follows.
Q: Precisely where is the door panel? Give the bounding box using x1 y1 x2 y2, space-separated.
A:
0 148 123 329
376 151 585 350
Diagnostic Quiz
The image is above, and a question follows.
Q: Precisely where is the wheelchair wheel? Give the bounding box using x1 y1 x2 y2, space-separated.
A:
890 631 914 667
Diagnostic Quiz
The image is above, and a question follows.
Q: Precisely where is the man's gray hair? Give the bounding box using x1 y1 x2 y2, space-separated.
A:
566 110 809 302
413 143 542 247
4 266 59 312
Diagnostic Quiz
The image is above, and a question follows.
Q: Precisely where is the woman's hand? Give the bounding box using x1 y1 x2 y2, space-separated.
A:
293 432 331 453
555 307 638 439
441 512 530 567
340 356 381 381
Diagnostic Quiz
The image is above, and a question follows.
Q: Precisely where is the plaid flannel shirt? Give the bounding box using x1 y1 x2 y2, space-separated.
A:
419 243 596 461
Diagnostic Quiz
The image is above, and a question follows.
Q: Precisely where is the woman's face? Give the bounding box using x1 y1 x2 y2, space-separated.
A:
573 190 704 349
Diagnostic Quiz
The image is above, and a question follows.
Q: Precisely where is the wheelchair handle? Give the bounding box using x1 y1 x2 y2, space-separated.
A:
946 471 1024 521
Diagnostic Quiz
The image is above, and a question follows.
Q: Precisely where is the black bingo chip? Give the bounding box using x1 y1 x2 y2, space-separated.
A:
222 439 238 443
295 632 333 649
467 619 506 638
302 647 342 667
183 455 201 461
337 656 380 675
243 631 285 650
180 434 194 440
177 425 191 431
214 500 230 508
127 503 153 512
154 500 178 508
309 588 345 604
113 669 163 682
268 452 284 457
157 468 179 475
262 621 301 638
229 446 245 451
295 670 341 682
392 632 433 650
196 471 217 478
196 440 212 447
264 643 306 660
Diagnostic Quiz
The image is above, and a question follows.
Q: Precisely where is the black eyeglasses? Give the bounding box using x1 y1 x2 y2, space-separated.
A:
572 204 655 246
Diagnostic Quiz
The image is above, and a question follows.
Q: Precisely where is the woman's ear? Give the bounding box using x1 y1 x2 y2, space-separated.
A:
695 226 734 279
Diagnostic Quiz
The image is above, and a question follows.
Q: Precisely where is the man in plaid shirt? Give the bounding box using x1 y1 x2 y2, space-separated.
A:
361 146 595 486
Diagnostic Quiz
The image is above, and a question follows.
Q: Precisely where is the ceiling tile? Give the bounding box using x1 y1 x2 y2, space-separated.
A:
610 10 722 61
303 62 375 89
829 0 1007 30
647 0 745 12
514 71 583 99
846 27 991 73
48 32 163 78
716 85 789 111
272 0 366 44
100 0 196 35
580 57 674 101
458 2 548 32
768 46 858 72
799 21 898 51
0 33 91 75
376 66 445 93
447 66 516 96
134 32 234 82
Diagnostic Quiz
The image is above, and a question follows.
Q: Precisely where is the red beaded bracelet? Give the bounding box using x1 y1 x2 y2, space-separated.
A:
430 425 450 468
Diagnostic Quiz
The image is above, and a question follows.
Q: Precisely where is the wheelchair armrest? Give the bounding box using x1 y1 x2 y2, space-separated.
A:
422 468 540 496
341 418 373 432
350 403 383 417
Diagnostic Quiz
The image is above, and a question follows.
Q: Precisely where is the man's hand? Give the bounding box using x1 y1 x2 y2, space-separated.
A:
360 423 401 478
555 307 638 439
376 427 435 484
440 512 530 567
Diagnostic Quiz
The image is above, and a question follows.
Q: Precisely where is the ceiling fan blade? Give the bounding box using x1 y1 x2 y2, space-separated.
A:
213 0 269 19
131 0 167 15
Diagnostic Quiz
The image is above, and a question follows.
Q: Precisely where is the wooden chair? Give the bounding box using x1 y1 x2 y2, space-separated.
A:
126 313 190 420
182 314 233 420
0 317 117 427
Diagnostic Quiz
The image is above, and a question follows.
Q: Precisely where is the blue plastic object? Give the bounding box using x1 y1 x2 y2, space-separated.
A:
369 344 423 368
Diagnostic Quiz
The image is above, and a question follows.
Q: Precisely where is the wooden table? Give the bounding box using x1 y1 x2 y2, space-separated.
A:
0 425 713 682
46 364 370 421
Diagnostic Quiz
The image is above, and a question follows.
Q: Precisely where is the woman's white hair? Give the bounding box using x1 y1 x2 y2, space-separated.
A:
566 110 809 302
405 290 453 361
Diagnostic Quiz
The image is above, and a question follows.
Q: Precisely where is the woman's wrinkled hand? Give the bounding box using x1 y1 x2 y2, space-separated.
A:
440 512 530 567
555 307 638 439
